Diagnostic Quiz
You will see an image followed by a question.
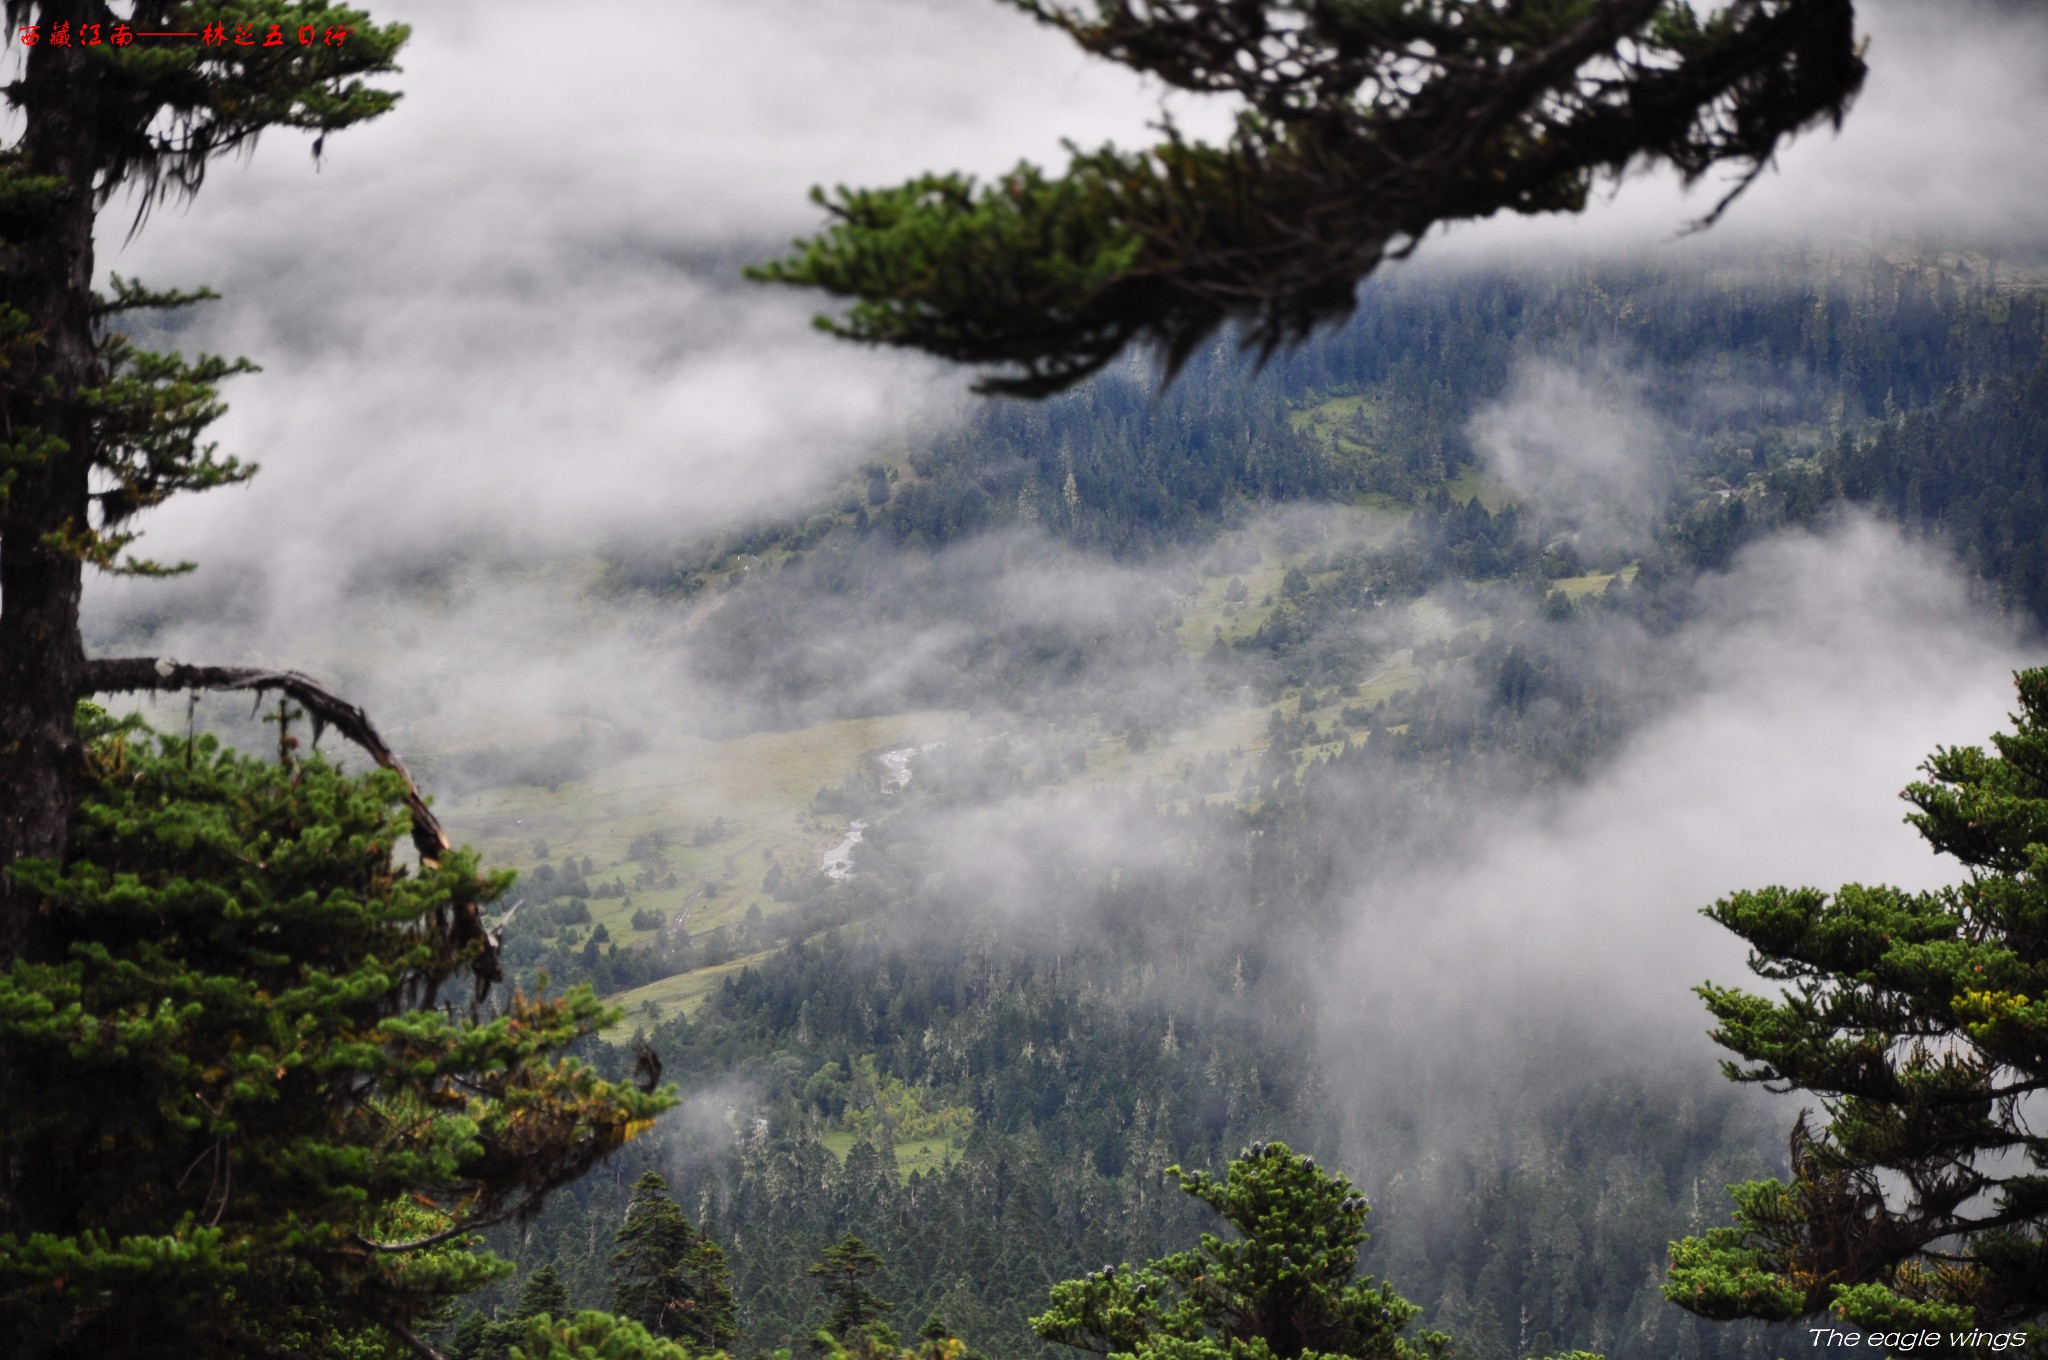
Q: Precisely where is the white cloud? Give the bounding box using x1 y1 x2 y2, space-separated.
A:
81 0 1216 644
1469 358 1668 547
1315 517 2036 1130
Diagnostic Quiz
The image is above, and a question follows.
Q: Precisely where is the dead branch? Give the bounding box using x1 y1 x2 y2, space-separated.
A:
82 656 501 997
86 656 446 859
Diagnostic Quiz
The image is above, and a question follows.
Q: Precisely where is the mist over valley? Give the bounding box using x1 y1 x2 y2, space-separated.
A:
44 3 2048 1356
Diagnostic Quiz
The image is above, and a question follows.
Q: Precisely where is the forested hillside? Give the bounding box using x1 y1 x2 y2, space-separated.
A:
424 247 2048 1360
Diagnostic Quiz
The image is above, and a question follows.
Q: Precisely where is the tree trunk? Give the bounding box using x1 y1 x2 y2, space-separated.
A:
0 20 100 969
0 13 103 1253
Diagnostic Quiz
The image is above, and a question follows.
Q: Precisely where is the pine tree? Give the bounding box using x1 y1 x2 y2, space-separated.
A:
0 711 672 1357
450 1309 494 1360
0 13 682 1355
809 1235 895 1342
0 0 412 984
1667 669 2048 1335
751 1 1866 397
471 1261 594 1360
612 1171 738 1352
1029 1141 1597 1360
518 1265 572 1323
505 1311 694 1360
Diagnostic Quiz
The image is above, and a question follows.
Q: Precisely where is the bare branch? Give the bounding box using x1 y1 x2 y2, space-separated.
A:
86 656 446 860
82 656 502 997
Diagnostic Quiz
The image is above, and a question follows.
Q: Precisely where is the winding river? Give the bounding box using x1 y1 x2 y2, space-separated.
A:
820 743 939 881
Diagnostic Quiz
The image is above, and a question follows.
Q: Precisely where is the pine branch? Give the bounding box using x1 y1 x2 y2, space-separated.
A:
755 0 1867 397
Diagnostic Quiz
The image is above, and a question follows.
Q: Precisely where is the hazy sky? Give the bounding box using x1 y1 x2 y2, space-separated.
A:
65 0 2048 872
57 0 2046 825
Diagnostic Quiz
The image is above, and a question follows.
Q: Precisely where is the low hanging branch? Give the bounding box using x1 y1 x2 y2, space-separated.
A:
83 656 500 992
752 0 1867 397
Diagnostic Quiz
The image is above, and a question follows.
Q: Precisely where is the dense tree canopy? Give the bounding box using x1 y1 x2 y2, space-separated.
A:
1667 670 2048 1336
812 1234 898 1343
0 710 670 1357
343 249 2048 1360
752 0 1865 395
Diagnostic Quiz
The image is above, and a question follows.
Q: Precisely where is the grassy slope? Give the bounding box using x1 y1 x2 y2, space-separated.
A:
1443 465 1517 511
603 950 778 1034
1550 563 1641 599
439 711 954 954
1175 505 1410 655
816 1130 959 1180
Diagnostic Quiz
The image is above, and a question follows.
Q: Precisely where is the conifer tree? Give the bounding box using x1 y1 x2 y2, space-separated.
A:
0 0 418 969
752 1 1866 396
0 711 672 1358
1028 1141 1565 1360
451 1309 494 1360
456 1263 575 1360
505 1311 693 1360
612 1170 738 1352
0 12 680 1356
518 1265 572 1325
1667 669 2048 1336
809 1235 895 1342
